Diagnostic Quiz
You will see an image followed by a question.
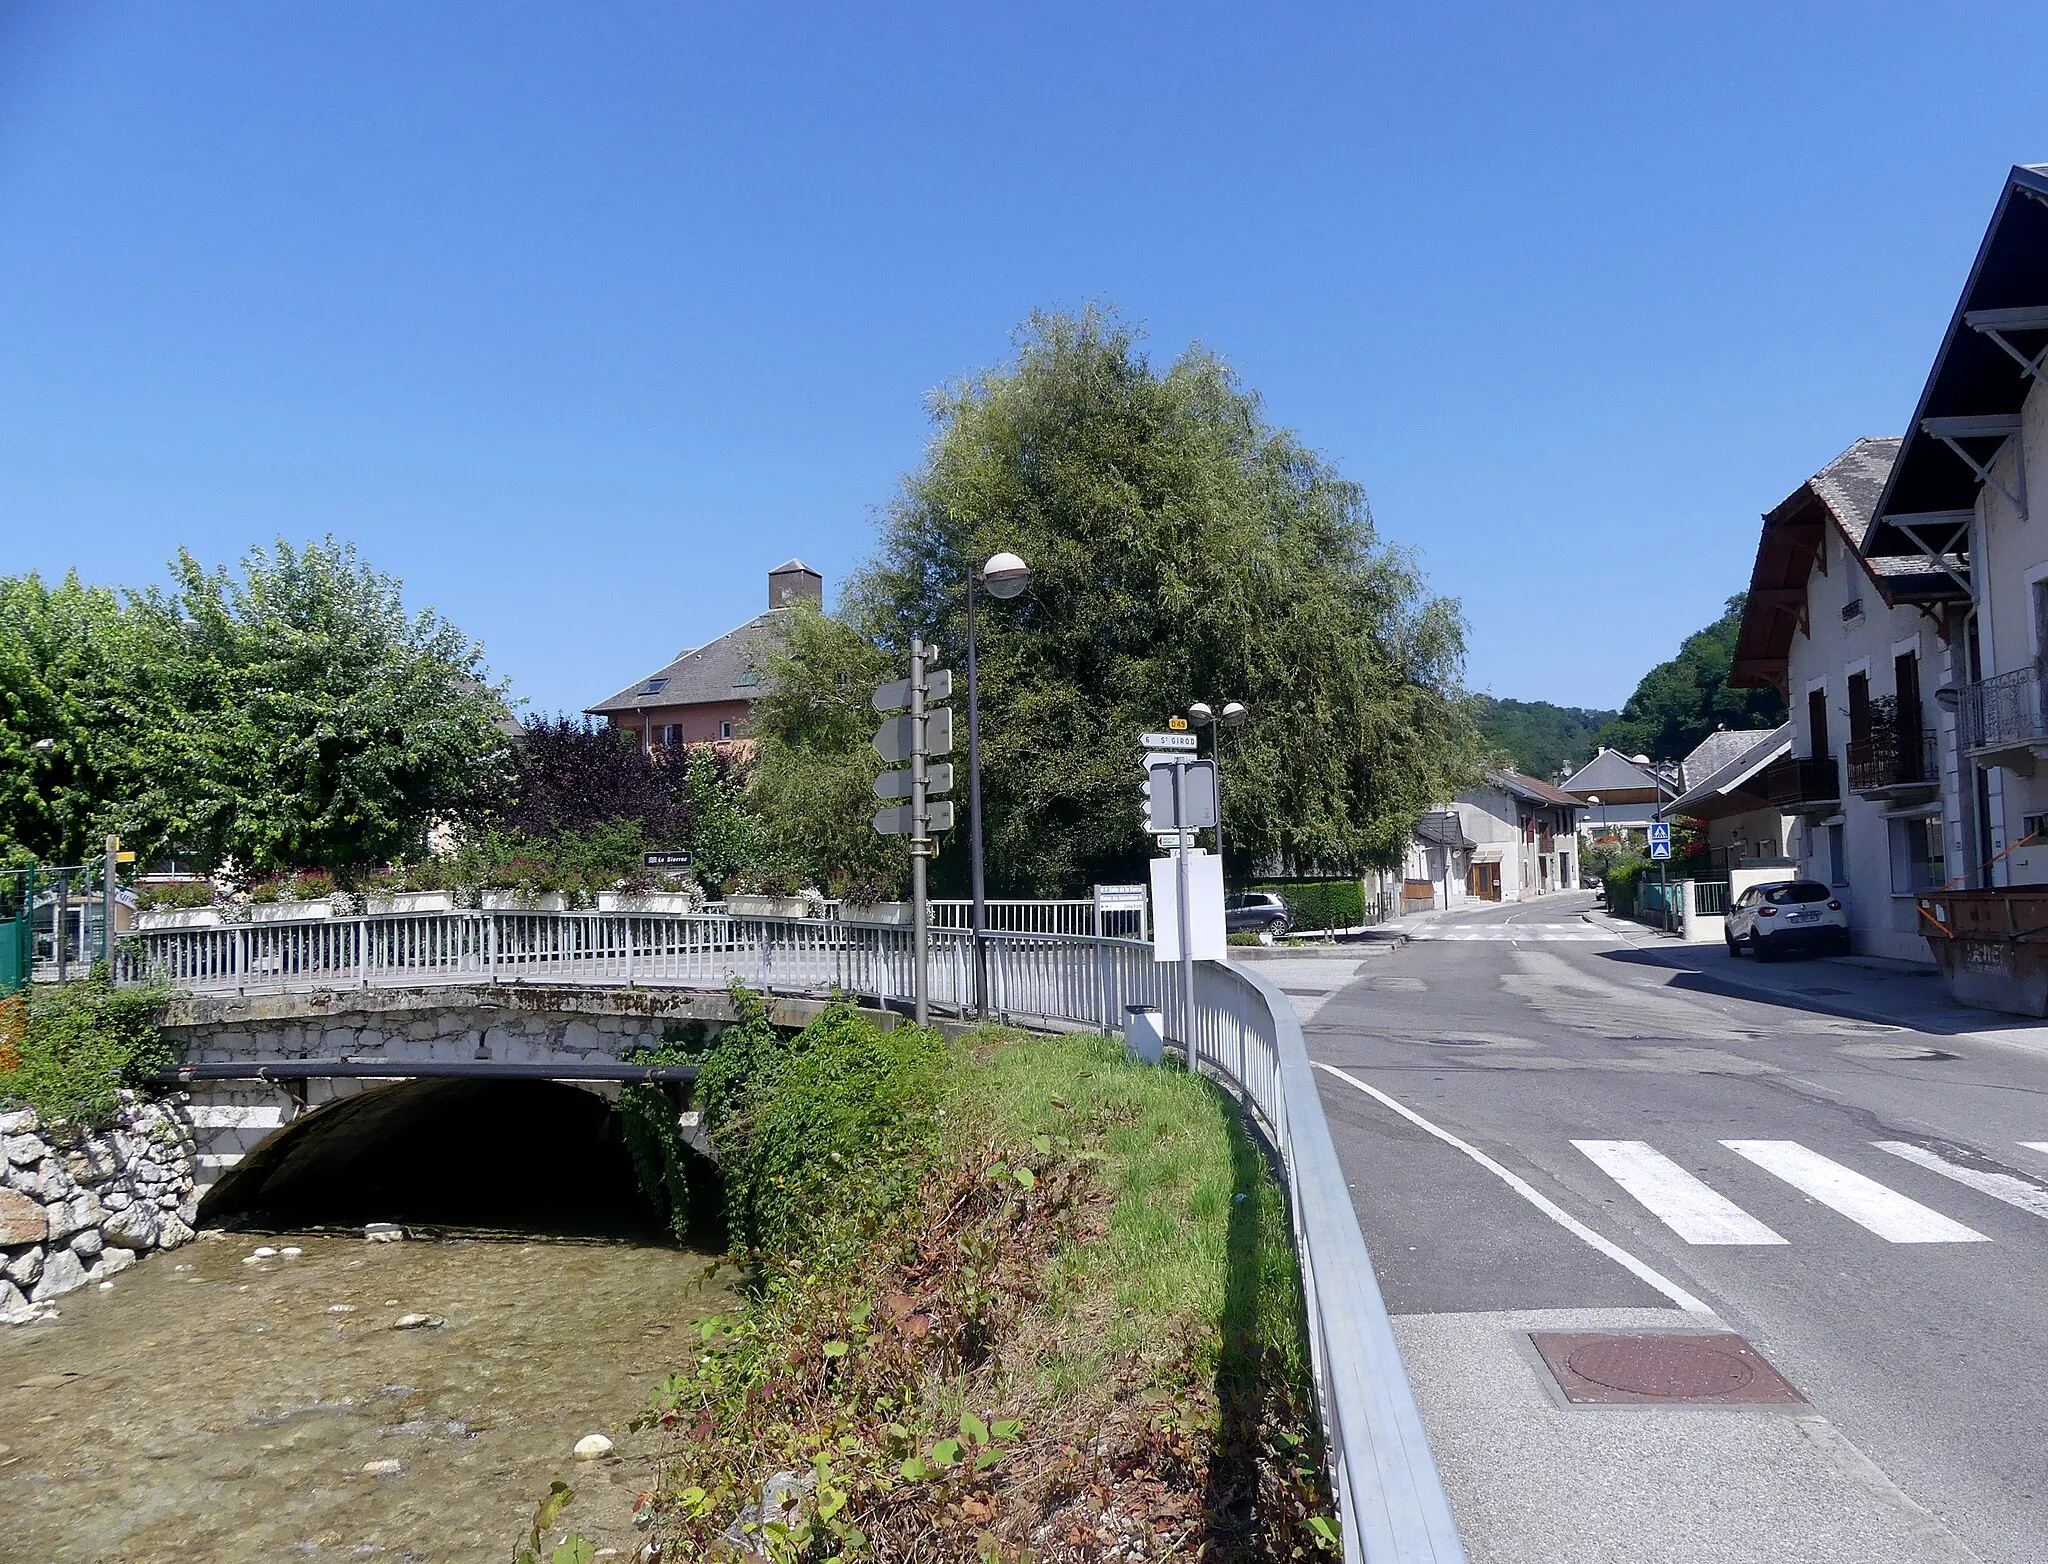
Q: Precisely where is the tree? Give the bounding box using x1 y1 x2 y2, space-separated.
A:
493 717 694 841
1471 696 1617 780
808 307 1482 894
1597 595 1786 763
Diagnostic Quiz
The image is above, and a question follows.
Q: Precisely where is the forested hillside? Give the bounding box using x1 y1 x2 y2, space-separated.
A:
1472 696 1616 779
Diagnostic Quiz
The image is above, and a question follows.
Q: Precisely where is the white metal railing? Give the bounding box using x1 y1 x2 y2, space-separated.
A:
1963 663 2048 753
116 908 1462 1562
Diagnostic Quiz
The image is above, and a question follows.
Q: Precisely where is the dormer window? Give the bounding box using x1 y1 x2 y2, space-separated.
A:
639 677 669 695
735 668 760 688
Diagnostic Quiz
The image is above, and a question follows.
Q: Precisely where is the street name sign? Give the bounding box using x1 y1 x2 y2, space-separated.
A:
873 707 954 763
1139 731 1198 751
643 850 693 868
873 801 955 837
872 668 953 713
874 762 954 801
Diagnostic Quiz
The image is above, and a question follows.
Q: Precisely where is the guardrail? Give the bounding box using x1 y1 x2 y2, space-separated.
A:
117 908 1463 1561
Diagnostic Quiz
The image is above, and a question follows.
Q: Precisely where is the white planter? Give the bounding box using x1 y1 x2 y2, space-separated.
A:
248 901 334 923
596 892 699 914
727 894 811 919
482 890 568 912
840 901 912 926
365 891 454 915
135 906 223 930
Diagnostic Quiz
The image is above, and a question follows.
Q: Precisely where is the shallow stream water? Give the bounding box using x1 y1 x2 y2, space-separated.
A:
0 1230 729 1563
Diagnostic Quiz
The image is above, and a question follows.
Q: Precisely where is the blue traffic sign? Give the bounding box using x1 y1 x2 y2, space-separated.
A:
1647 822 1672 845
1649 841 1672 860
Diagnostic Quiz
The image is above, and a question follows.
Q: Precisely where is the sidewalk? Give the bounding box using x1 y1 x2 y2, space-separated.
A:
1591 910 2048 1051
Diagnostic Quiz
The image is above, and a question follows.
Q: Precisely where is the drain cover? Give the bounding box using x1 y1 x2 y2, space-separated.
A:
1530 1332 1806 1406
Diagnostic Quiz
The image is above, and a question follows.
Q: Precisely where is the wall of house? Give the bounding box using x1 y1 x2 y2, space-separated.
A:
1786 523 1949 962
611 698 753 749
1451 789 1519 901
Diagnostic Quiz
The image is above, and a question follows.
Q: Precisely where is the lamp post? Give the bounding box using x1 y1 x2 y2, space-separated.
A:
966 550 1028 1016
1185 701 1247 874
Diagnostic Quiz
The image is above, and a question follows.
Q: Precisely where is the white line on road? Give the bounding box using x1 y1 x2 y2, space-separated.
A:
1573 1140 1788 1245
2021 1142 2048 1159
1875 1141 2048 1222
1722 1140 1990 1244
1312 1062 1715 1315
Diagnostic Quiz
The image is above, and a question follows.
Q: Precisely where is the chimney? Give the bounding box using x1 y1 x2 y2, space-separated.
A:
768 559 824 609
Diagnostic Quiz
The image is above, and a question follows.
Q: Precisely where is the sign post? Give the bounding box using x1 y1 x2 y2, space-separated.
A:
872 644 954 1025
1142 739 1224 1041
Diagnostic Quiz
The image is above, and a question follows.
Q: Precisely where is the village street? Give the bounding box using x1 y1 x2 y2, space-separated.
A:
1259 894 2048 1564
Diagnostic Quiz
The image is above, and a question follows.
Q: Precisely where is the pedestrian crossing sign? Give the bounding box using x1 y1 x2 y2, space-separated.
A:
1647 822 1672 845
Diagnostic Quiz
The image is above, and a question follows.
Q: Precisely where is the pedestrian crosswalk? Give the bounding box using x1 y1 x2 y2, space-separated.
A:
1572 1137 2048 1247
1409 922 1616 942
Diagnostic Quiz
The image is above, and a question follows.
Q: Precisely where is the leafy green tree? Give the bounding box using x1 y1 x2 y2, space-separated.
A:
1471 696 1616 780
1597 595 1786 762
821 307 1481 893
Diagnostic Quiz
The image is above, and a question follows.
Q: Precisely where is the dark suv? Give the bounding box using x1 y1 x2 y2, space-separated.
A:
1224 891 1291 939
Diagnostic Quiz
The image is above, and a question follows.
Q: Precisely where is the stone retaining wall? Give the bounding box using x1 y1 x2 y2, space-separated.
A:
1 1096 199 1324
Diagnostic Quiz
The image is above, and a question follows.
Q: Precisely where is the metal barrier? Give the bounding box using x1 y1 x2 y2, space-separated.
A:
117 909 1465 1562
1692 879 1729 918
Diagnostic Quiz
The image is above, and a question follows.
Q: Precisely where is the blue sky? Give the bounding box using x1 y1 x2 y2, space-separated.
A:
3 3 2045 718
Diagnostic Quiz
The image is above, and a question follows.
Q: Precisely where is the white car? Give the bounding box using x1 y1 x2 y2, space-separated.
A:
1725 880 1849 960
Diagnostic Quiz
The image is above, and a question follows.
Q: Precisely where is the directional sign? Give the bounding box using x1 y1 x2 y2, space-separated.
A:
874 762 954 801
873 708 954 763
871 668 953 713
1093 883 1147 912
1140 731 1198 751
1144 759 1218 830
1649 841 1672 861
643 850 693 868
1647 821 1672 846
872 800 956 837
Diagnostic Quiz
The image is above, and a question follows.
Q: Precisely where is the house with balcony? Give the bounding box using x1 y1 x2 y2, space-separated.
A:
1441 772 1584 901
1664 726 1797 874
585 560 823 752
1728 437 1960 961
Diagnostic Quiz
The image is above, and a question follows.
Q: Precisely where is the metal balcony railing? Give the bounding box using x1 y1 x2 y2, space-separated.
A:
1760 755 1840 808
1962 665 2048 754
1846 728 1940 794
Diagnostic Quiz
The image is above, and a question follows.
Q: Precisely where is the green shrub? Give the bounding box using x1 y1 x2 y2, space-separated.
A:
1250 879 1364 931
1 977 172 1127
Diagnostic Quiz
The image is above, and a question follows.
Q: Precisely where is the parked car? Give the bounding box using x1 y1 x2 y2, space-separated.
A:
1725 879 1849 960
1225 891 1291 940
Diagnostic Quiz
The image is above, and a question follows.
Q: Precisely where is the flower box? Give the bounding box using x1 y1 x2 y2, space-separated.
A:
839 901 912 926
596 891 699 914
248 901 334 923
481 890 569 912
365 891 455 915
726 894 812 920
135 906 224 930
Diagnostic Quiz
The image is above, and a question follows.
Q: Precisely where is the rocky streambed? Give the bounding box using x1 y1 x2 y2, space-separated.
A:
0 1228 730 1561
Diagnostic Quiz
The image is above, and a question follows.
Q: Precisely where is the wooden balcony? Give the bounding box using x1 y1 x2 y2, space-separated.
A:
1759 755 1840 809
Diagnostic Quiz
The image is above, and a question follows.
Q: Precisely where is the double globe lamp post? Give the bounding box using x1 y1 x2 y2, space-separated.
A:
1185 699 1246 868
966 550 1029 1015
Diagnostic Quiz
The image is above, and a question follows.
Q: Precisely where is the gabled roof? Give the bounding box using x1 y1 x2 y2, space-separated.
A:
585 610 784 716
1560 748 1662 794
1866 164 2048 566
1493 769 1584 810
1680 728 1783 791
1415 810 1475 850
1667 723 1791 818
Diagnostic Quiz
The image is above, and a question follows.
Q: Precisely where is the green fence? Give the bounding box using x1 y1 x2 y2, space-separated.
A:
0 866 32 998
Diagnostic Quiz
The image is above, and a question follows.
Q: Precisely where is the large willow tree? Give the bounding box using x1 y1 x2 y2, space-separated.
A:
806 307 1482 896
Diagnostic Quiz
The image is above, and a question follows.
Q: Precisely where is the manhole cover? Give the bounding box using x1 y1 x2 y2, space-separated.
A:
1529 1332 1805 1406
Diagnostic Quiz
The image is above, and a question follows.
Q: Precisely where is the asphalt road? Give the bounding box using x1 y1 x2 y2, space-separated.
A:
1281 892 2048 1563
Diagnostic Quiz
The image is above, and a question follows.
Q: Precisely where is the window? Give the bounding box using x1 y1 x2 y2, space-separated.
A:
1889 816 1946 894
639 676 669 695
735 668 761 688
1762 882 1832 906
1828 823 1847 887
1848 672 1871 746
719 720 734 740
1807 689 1830 760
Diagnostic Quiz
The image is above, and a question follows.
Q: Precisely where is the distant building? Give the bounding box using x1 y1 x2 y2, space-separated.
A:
584 560 822 751
1560 748 1672 834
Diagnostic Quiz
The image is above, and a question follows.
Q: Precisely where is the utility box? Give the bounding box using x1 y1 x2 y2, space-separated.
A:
1123 1005 1165 1065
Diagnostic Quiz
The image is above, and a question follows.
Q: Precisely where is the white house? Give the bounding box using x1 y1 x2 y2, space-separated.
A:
1395 772 1582 908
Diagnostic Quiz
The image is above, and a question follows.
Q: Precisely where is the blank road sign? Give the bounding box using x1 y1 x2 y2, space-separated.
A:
872 801 956 837
872 668 954 713
873 762 955 800
1144 760 1218 830
874 709 953 763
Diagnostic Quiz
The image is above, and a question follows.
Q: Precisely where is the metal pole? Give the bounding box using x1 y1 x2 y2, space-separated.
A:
103 834 118 973
1208 720 1227 871
56 868 68 983
965 573 988 1016
1172 759 1195 1051
911 636 931 1027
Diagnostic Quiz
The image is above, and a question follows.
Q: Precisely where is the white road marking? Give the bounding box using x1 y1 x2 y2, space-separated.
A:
1408 924 1617 942
1721 1140 1989 1244
1312 1062 1714 1315
1875 1141 2048 1223
2020 1142 2048 1159
1573 1140 1787 1245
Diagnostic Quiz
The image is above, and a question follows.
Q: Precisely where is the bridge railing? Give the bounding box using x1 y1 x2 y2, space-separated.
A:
117 909 1463 1562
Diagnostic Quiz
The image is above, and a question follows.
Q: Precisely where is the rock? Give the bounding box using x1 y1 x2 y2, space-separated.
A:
328 1304 356 1314
251 1246 278 1259
0 1279 35 1325
393 1313 445 1330
97 1281 113 1291
5 1245 44 1289
0 1190 48 1246
280 1246 303 1257
361 1459 403 1476
70 1228 104 1262
36 1166 76 1205
101 1191 132 1212
0 1109 37 1137
2 1165 37 1196
3 1134 47 1167
30 1246 89 1302
103 1203 161 1250
157 1214 196 1249
94 1247 136 1279
573 1434 614 1460
364 1222 403 1243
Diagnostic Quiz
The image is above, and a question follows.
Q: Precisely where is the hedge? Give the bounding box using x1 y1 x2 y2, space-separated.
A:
1249 879 1364 932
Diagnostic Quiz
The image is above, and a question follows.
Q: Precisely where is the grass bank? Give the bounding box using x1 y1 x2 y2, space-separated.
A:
597 994 1334 1562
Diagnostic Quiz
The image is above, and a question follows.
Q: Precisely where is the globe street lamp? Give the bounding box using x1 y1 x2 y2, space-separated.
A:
1185 700 1247 873
967 551 1028 1014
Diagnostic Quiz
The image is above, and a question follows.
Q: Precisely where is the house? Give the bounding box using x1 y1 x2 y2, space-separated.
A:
1448 772 1584 900
1561 748 1671 835
1727 436 1957 961
1664 725 1797 876
585 560 823 750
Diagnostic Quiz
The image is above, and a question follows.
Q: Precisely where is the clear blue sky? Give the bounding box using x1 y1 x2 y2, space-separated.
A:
4 3 2045 718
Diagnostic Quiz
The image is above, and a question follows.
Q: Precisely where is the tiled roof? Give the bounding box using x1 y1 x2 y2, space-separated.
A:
585 610 786 716
1560 749 1662 793
1679 729 1781 791
1494 769 1584 810
1808 437 1901 547
1667 723 1791 814
1415 810 1475 850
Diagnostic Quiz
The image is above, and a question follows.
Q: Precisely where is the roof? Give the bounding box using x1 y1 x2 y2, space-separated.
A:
1679 728 1783 791
1667 723 1791 817
1866 164 2048 563
1493 769 1584 810
1560 748 1662 794
585 610 785 716
1415 810 1475 850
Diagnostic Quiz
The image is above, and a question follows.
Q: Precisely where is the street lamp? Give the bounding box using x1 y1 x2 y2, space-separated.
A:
966 550 1029 1014
1186 700 1247 871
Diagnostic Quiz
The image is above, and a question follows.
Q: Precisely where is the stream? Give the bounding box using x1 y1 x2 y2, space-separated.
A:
0 1229 730 1562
